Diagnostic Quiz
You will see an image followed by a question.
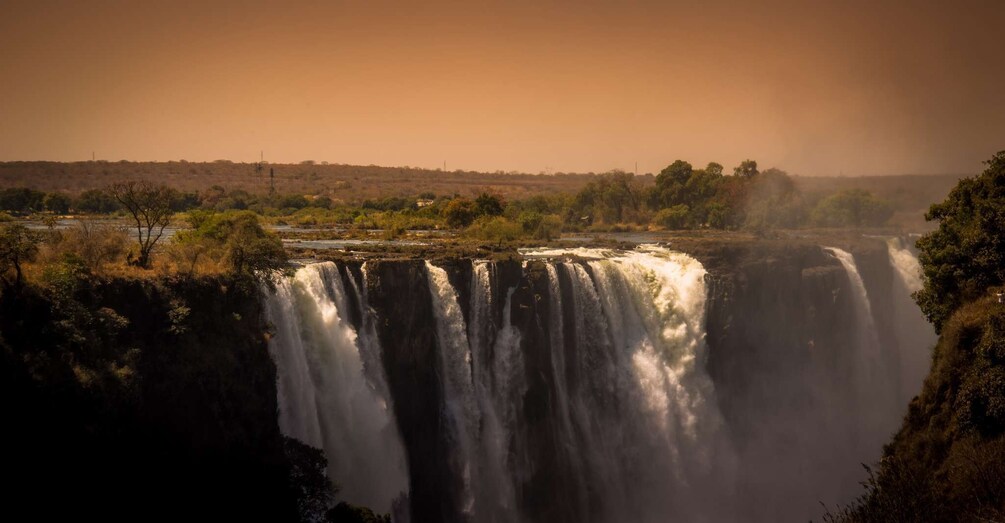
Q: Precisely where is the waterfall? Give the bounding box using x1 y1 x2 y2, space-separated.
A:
885 237 937 402
530 247 733 521
400 248 732 522
823 247 893 430
824 247 880 352
263 243 930 522
886 237 924 294
263 262 408 513
424 261 479 519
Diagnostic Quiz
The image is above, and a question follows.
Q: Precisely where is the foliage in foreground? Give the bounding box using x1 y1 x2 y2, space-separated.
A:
0 270 390 521
171 210 288 278
914 150 1005 332
825 299 1005 522
828 152 1005 522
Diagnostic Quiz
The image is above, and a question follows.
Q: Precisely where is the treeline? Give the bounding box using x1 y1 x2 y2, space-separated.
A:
565 160 894 230
0 159 897 245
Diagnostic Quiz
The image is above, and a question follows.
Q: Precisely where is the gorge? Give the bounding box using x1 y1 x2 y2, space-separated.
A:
264 237 936 522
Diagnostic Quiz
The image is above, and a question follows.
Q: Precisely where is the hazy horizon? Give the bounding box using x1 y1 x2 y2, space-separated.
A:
2 0 1002 176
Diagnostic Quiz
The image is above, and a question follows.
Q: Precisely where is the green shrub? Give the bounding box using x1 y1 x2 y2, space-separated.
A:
654 205 690 229
465 216 523 243
810 189 892 228
172 211 288 278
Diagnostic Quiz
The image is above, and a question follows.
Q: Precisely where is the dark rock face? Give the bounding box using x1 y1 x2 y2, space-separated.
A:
365 260 463 523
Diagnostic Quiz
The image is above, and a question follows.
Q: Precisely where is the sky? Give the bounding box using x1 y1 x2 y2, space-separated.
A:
1 0 1003 176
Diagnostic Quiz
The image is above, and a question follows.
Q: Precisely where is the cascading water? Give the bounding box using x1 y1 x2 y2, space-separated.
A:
885 237 937 402
513 246 733 522
261 242 935 522
824 247 899 438
263 262 408 514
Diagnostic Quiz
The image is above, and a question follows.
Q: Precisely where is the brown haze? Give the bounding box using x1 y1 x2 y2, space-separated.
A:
1 0 1002 176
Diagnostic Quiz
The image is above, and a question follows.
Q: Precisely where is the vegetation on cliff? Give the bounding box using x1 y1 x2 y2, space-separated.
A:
0 205 393 520
0 267 389 521
825 299 1005 522
0 272 299 519
915 151 1005 332
828 151 1005 522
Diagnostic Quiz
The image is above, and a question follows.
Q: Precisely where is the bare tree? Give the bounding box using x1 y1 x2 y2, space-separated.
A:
109 182 177 268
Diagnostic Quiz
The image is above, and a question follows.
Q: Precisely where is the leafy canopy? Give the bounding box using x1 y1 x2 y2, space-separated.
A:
915 150 1005 332
174 210 288 277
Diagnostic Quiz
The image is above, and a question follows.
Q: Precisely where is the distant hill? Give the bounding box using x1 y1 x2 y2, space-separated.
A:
0 161 961 215
0 161 601 203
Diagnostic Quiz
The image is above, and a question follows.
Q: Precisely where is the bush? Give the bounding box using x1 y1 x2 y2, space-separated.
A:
654 205 690 229
75 189 120 214
43 193 72 214
0 188 45 214
518 211 562 240
40 221 130 274
465 216 523 243
442 198 477 228
810 189 892 228
172 211 288 278
0 223 40 286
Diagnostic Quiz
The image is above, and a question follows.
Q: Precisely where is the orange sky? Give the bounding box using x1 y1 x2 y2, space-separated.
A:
1 0 1002 175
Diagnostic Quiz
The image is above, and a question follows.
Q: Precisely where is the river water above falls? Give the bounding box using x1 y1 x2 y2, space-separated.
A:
263 241 935 522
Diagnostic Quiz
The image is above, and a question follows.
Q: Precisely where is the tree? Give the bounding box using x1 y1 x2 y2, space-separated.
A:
655 161 695 209
915 151 1005 332
75 189 120 213
0 188 45 213
733 159 759 178
442 198 477 228
109 182 178 268
474 193 504 216
809 188 892 228
43 193 72 214
283 437 336 522
657 160 693 188
567 172 641 225
706 162 724 177
173 211 288 277
0 223 40 287
742 168 807 230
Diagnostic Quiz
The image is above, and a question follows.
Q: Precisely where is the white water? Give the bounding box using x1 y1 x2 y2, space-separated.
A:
262 243 933 522
443 246 735 522
427 261 526 523
885 237 937 402
424 261 480 519
263 263 408 513
824 247 894 437
887 238 924 294
824 247 882 361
